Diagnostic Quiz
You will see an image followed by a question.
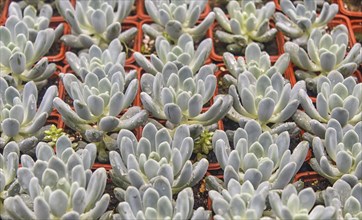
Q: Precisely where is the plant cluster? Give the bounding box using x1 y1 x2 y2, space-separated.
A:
275 0 339 46
0 79 57 152
0 0 361 219
110 123 208 193
54 39 148 162
213 0 277 53
223 43 290 84
2 136 110 219
285 25 361 90
143 0 215 42
114 176 210 220
0 15 57 88
56 0 137 49
213 120 309 189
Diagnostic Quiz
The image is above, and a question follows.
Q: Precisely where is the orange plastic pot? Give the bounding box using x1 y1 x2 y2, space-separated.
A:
208 21 285 62
337 0 362 18
48 111 63 129
0 0 10 23
138 0 211 20
92 163 112 171
293 171 323 183
274 0 282 11
351 20 362 45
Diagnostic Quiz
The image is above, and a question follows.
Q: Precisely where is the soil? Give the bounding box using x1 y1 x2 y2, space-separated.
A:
302 177 331 192
289 130 303 151
298 162 314 172
217 81 230 95
293 67 318 97
129 3 137 18
213 25 279 58
37 76 59 106
64 90 73 106
191 178 209 211
141 33 156 55
191 149 219 164
104 179 118 212
222 117 240 133
63 126 83 145
206 150 218 164
343 0 362 12
46 38 61 57
121 28 136 61
0 0 5 17
216 69 230 95
355 32 362 44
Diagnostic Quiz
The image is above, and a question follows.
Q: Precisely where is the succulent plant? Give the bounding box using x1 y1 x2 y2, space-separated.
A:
323 179 362 219
54 39 148 162
2 136 110 220
42 124 66 147
309 119 362 184
53 74 146 160
142 0 215 42
209 179 271 220
284 25 362 90
8 2 64 42
223 43 290 85
13 0 55 10
194 129 214 160
275 0 339 46
0 78 58 152
141 63 232 128
213 0 277 53
134 33 212 76
293 71 361 133
213 120 309 189
0 17 57 88
0 142 20 202
269 184 336 219
56 0 137 49
227 70 306 130
113 176 210 220
65 38 135 83
110 123 208 193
